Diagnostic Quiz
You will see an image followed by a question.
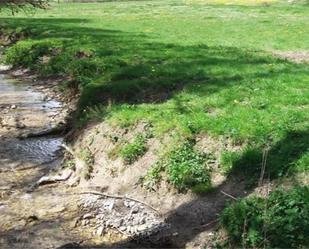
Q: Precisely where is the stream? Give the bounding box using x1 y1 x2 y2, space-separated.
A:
0 70 87 249
0 73 63 170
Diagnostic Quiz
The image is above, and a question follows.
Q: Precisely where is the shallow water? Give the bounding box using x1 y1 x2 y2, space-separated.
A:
0 73 63 169
0 74 61 110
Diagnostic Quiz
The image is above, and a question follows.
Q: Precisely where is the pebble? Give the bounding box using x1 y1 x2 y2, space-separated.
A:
113 218 123 227
97 226 104 236
83 213 93 219
16 123 26 129
137 224 148 231
130 206 139 214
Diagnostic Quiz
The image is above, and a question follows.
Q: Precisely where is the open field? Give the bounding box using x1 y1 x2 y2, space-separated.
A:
1 0 309 247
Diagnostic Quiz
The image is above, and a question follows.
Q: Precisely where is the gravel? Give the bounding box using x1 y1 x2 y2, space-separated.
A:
78 194 169 237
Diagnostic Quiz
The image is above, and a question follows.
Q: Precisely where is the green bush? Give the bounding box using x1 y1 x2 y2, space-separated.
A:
166 140 211 192
120 134 147 164
5 40 60 68
141 162 165 190
220 186 309 248
66 57 105 86
4 40 102 88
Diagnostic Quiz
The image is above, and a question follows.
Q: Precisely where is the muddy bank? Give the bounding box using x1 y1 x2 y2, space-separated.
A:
0 63 248 248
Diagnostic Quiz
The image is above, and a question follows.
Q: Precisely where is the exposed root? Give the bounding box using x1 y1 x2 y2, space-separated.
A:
76 190 161 215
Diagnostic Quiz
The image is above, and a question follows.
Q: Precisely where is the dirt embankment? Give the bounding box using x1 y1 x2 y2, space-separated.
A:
61 119 249 248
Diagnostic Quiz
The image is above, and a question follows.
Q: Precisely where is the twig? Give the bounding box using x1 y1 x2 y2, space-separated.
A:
259 148 269 186
194 219 219 230
77 190 161 215
61 143 75 156
115 227 132 237
220 190 238 201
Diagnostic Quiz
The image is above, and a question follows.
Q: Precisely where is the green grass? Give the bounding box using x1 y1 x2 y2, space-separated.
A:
0 0 308 178
120 134 147 164
166 140 211 192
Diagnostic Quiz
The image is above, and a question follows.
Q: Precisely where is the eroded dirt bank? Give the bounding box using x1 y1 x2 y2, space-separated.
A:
0 66 276 249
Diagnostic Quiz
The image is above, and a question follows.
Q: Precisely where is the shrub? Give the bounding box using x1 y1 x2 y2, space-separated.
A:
5 40 60 68
166 140 211 192
79 148 94 179
120 134 147 164
220 186 309 248
141 162 165 190
66 57 105 86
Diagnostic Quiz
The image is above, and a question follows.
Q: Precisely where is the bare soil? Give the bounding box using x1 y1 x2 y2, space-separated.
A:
272 51 309 64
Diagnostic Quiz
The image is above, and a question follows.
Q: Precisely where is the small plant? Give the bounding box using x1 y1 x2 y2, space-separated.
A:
63 159 75 170
141 162 165 190
4 40 61 68
166 140 211 192
80 148 94 179
120 134 147 164
220 186 309 248
220 150 242 175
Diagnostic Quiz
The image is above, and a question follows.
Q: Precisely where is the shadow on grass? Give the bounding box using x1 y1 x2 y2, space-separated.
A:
229 131 309 185
0 17 301 111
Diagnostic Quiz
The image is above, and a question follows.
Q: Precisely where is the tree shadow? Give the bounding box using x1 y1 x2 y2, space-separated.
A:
1 17 302 111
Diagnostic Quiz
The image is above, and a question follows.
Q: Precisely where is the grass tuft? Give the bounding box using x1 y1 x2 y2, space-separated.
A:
166 140 211 192
120 134 147 164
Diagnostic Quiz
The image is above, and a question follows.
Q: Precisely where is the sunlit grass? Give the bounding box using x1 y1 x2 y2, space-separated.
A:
184 0 279 5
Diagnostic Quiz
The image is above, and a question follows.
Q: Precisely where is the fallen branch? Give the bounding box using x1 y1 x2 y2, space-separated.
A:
61 143 75 156
76 190 161 215
220 190 238 201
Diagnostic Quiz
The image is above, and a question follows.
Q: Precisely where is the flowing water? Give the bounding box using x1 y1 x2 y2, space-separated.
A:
0 71 84 249
0 73 63 171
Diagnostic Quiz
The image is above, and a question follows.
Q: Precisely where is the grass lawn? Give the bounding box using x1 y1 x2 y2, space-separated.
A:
1 0 309 177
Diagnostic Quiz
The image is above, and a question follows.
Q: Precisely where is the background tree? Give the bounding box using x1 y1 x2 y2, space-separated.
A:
0 0 48 13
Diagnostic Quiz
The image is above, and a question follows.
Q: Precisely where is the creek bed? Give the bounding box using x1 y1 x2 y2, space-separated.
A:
0 72 63 173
